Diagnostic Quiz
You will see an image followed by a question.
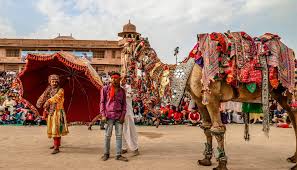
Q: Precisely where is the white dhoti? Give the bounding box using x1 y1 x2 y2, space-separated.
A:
122 113 138 151
122 84 138 151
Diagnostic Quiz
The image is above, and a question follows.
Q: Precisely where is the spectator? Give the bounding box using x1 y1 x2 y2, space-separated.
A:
0 91 6 106
0 71 34 126
9 110 17 124
2 96 16 113
35 116 46 126
160 106 168 121
188 107 200 126
168 105 175 121
24 111 35 126
0 111 4 124
277 114 292 128
173 108 183 125
14 108 24 124
15 99 24 109
133 107 143 125
1 110 9 124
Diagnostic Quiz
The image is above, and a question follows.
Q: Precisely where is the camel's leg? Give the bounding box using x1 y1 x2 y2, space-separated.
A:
271 92 297 164
195 99 213 166
213 133 228 170
287 111 297 164
187 65 215 166
205 95 225 134
205 96 228 170
288 111 297 170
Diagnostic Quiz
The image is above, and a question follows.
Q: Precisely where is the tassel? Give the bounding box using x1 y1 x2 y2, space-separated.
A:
244 112 250 141
202 91 209 105
291 91 297 108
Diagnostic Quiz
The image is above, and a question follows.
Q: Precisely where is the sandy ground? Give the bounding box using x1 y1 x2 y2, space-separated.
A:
0 124 295 170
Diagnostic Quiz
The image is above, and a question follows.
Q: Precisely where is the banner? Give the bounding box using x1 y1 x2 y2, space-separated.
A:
21 51 93 62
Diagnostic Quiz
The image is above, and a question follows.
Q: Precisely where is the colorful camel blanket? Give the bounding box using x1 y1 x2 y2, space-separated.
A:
189 32 296 93
260 33 296 92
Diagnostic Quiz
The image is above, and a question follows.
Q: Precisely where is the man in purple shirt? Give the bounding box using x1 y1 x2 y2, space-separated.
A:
100 72 128 162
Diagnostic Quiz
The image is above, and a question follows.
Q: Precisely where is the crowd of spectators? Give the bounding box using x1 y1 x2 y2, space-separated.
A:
1 72 292 129
131 97 202 127
0 72 45 126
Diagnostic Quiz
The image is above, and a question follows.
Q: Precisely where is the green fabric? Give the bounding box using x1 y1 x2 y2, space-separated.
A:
0 124 23 126
242 103 263 113
246 83 257 93
60 110 65 133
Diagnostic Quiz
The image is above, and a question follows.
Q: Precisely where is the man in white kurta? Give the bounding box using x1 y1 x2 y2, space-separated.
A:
121 77 139 156
2 96 16 113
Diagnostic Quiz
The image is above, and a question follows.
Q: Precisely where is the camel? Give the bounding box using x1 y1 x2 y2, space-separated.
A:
120 33 297 170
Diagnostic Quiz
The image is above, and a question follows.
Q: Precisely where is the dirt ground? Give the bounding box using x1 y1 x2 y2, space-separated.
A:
0 124 295 170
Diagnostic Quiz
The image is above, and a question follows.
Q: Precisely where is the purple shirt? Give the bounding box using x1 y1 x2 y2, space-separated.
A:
100 85 127 120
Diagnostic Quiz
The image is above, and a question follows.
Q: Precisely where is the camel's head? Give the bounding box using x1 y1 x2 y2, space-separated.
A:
123 37 152 63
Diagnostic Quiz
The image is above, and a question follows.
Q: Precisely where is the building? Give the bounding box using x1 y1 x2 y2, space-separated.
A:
0 21 140 75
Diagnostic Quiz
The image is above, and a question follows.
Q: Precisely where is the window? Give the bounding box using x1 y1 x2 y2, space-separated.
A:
117 52 121 59
5 64 19 72
93 65 105 73
112 51 116 58
6 49 20 57
93 50 105 58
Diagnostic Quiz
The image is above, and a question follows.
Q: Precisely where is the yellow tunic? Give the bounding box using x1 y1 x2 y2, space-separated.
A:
46 88 69 138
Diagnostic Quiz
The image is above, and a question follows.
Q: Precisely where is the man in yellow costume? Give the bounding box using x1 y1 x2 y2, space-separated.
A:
36 74 69 154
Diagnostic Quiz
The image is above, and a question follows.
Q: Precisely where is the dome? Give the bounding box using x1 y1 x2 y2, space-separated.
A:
122 20 136 33
118 20 141 38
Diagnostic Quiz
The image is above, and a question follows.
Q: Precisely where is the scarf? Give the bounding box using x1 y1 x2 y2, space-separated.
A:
109 85 115 102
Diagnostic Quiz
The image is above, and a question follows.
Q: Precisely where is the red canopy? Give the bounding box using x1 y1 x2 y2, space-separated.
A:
17 52 103 122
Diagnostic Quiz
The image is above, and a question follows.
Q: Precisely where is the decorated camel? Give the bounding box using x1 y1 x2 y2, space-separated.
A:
120 32 297 170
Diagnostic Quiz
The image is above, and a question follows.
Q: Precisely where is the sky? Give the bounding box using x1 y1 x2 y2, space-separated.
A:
0 0 296 64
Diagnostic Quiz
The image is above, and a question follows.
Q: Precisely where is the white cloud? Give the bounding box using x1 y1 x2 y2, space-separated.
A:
0 0 296 63
241 0 288 13
0 19 16 37
28 0 242 63
0 0 16 37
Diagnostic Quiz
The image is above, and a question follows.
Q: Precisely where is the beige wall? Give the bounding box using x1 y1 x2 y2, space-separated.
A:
91 49 121 65
105 65 121 73
0 46 122 72
91 64 121 74
0 49 5 58
0 39 119 49
0 64 4 71
0 48 23 64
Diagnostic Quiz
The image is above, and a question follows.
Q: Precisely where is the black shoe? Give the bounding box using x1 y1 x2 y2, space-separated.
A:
51 149 60 154
132 149 140 156
115 155 128 162
101 154 109 161
121 149 128 154
88 126 92 130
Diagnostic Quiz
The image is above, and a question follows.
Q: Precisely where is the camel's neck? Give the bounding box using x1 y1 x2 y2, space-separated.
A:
141 49 161 74
139 48 165 86
136 46 176 102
